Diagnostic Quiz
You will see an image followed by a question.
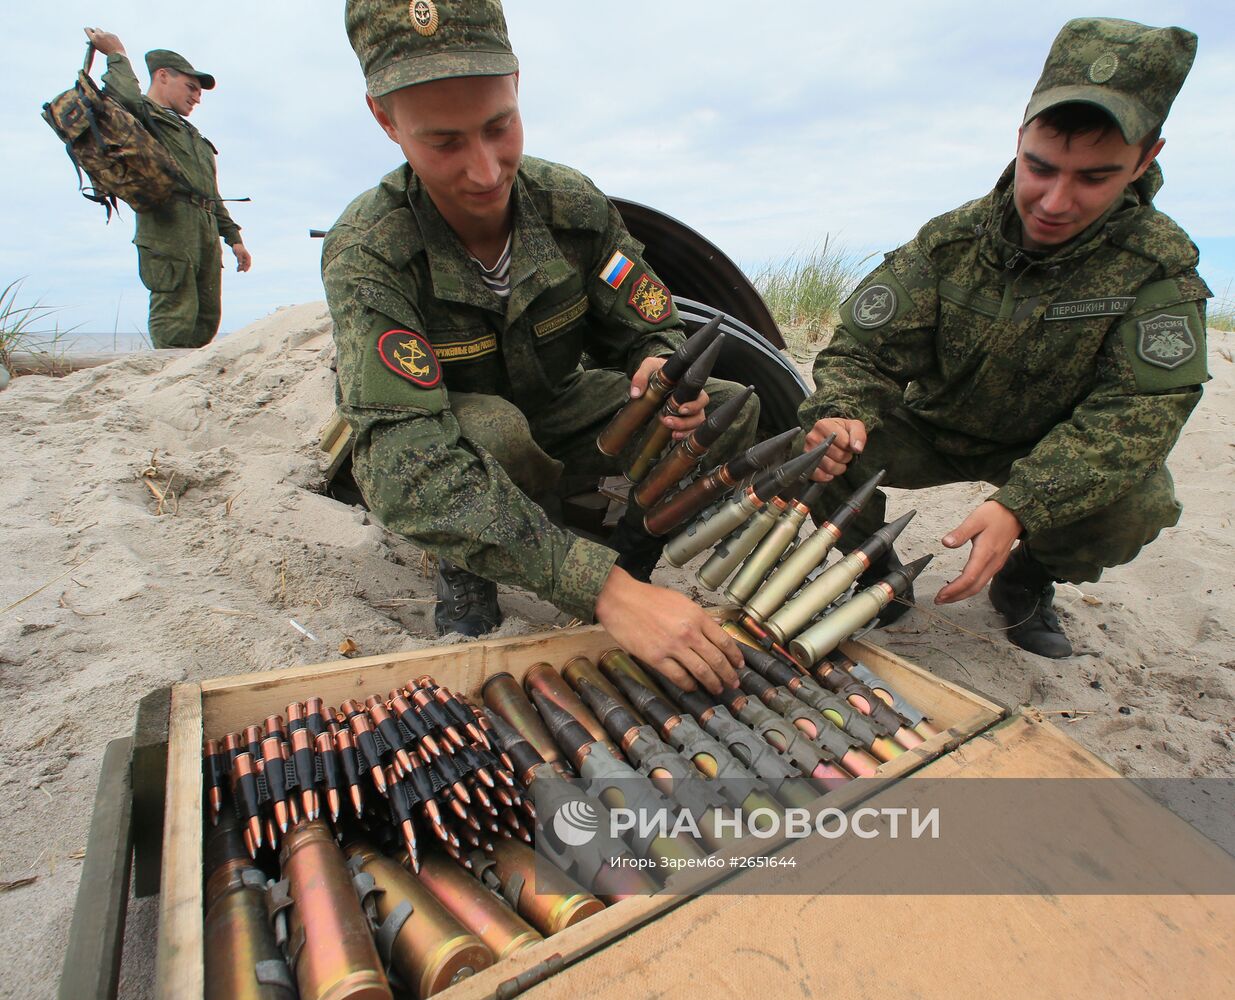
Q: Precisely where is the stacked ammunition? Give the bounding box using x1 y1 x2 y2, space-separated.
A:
202 675 609 999
204 679 535 872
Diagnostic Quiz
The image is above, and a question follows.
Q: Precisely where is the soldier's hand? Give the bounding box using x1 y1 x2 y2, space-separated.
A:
629 356 665 399
232 243 252 273
662 387 708 440
934 500 1023 604
594 569 741 694
84 28 125 56
805 417 866 481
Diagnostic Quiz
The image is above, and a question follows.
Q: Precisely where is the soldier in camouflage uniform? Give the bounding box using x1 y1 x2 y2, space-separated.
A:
324 0 758 693
802 18 1210 658
84 28 251 349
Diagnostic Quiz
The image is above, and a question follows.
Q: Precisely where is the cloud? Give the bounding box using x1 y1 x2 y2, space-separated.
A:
4 0 1232 342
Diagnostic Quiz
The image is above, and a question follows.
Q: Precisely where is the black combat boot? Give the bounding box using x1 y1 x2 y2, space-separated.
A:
855 547 914 628
606 518 666 583
988 545 1073 658
434 558 503 637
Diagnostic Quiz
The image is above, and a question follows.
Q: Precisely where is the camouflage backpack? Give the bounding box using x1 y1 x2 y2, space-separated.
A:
42 44 184 220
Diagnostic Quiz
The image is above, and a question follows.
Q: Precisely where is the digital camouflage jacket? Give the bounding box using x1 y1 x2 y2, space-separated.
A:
804 161 1211 536
322 157 685 620
101 54 242 254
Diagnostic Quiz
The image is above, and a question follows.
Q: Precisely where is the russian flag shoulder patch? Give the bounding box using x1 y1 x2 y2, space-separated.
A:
600 250 636 289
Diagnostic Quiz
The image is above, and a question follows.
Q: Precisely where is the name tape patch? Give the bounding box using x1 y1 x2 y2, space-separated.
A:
534 296 588 338
377 329 442 387
1045 297 1135 321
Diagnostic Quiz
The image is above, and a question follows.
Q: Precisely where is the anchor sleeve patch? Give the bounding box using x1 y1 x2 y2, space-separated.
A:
1135 313 1197 370
627 273 672 323
377 329 442 388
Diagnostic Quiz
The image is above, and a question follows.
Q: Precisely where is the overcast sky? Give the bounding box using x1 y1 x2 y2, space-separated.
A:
6 1 1233 348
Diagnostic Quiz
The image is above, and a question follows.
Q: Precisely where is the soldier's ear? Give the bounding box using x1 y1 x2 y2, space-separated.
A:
366 94 399 143
1132 137 1165 178
1015 125 1025 152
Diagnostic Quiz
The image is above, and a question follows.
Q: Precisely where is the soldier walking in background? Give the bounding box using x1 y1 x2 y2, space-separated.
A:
323 1 759 691
800 18 1210 658
83 27 251 349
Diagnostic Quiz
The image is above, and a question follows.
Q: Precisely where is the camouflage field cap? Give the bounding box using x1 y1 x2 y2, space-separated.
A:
346 0 519 97
1023 17 1197 143
145 49 215 90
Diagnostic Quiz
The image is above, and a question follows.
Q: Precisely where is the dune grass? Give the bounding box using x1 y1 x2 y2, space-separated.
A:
752 237 872 355
1208 282 1234 333
0 279 74 376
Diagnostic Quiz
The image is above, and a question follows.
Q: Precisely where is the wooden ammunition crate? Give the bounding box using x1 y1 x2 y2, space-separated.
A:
64 620 1235 999
153 622 1000 999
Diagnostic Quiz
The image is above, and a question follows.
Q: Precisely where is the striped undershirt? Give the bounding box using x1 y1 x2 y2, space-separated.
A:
470 233 513 298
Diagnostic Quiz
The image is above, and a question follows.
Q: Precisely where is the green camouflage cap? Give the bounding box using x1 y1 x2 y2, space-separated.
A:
1023 18 1196 143
144 49 215 90
346 0 519 98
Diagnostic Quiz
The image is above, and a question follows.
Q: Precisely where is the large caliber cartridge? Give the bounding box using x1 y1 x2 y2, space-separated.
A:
632 383 755 511
763 510 917 645
482 839 605 935
277 821 392 1000
484 710 659 901
204 811 295 1000
718 675 853 792
627 336 723 483
562 655 639 717
523 662 618 758
695 437 831 591
531 692 708 867
744 469 886 621
643 427 798 536
346 842 493 997
597 316 724 456
414 852 542 961
576 677 741 852
655 676 820 809
608 671 784 830
819 650 937 743
789 555 932 667
483 672 571 777
665 443 826 568
722 480 826 605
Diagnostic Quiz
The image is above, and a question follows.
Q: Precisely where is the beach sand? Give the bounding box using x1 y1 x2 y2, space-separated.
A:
1 302 1231 997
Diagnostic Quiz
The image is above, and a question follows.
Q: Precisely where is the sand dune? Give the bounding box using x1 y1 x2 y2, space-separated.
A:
1 303 1231 996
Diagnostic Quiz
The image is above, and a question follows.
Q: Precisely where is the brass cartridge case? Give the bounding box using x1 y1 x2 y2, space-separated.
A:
279 821 391 1000
562 655 638 718
696 498 788 591
663 490 761 567
764 550 870 645
487 838 605 935
597 366 672 457
346 843 493 998
523 662 618 758
204 816 293 1000
482 672 570 777
744 520 843 622
632 432 709 510
722 502 811 605
415 852 542 960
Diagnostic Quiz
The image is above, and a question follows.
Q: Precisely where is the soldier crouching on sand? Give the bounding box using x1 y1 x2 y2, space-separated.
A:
322 1 759 692
84 27 251 349
799 18 1210 658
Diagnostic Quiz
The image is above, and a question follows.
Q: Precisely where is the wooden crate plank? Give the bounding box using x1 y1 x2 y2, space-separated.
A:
155 684 204 1000
58 736 135 1000
132 685 171 898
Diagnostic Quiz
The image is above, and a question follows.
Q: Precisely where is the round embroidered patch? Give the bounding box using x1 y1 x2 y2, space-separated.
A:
1089 53 1119 83
378 329 442 387
409 0 439 36
851 284 898 330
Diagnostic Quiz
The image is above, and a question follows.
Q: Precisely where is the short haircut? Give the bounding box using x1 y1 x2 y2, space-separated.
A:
1034 102 1162 165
